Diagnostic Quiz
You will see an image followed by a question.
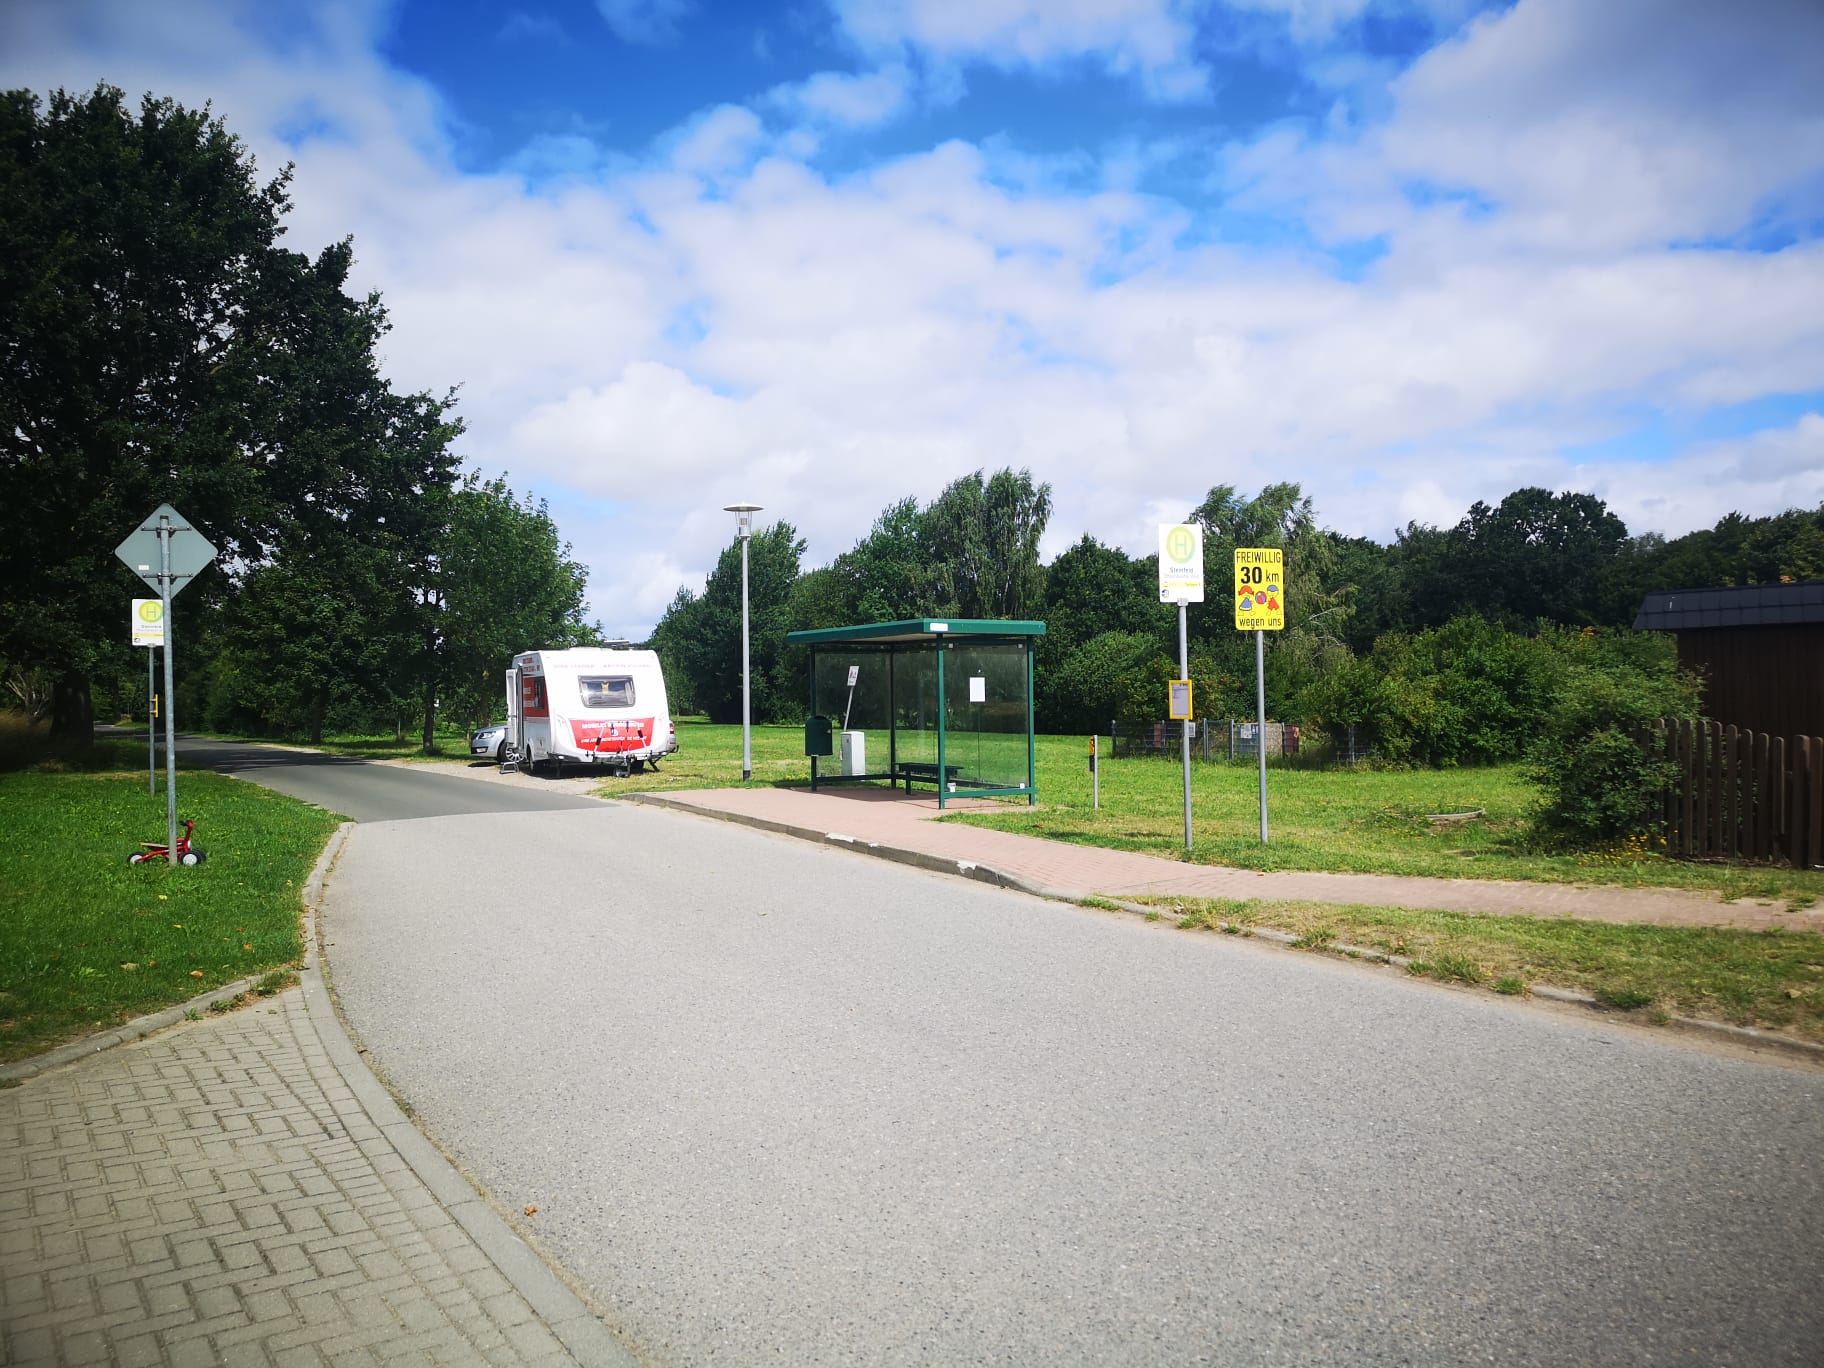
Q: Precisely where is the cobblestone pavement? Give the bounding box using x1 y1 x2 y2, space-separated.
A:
0 832 635 1368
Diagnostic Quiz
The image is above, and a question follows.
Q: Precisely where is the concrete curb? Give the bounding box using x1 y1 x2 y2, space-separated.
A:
626 792 1032 893
629 793 1824 1067
0 970 281 1083
303 824 640 1368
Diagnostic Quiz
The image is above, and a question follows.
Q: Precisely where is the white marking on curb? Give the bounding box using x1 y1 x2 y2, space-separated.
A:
827 833 855 843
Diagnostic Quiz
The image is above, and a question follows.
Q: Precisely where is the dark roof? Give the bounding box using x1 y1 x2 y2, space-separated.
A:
1634 581 1824 631
786 618 1045 646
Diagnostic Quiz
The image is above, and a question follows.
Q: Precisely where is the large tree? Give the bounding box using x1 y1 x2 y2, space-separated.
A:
650 522 806 724
923 468 1053 619
0 84 459 737
1397 487 1629 631
432 475 598 731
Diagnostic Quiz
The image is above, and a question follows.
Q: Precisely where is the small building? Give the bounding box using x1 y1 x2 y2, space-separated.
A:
1633 582 1824 739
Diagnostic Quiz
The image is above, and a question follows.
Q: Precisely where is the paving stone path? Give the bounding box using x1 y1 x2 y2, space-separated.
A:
0 865 633 1368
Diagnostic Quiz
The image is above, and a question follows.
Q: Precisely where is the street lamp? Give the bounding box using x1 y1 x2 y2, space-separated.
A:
724 503 762 781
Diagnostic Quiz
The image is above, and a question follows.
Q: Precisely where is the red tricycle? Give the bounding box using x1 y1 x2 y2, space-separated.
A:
130 818 207 866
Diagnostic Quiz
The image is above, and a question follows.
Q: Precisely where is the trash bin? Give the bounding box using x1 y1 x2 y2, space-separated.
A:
840 730 867 776
805 714 834 757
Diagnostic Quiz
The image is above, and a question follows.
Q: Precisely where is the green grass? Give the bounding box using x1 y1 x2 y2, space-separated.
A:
950 738 1824 905
0 737 343 1063
1152 896 1824 1041
526 723 1824 903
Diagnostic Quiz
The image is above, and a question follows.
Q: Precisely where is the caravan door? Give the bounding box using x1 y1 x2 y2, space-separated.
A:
505 667 523 762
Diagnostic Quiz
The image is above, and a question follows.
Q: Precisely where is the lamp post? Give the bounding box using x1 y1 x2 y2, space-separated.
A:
724 503 762 781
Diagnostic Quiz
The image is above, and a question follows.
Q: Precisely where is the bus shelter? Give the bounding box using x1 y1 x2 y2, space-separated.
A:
787 619 1044 809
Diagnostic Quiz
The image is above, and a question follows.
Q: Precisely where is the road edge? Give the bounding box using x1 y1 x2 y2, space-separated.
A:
302 823 643 1368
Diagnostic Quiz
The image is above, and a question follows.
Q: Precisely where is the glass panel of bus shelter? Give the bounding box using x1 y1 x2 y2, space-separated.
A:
812 650 892 774
891 647 939 772
941 641 1030 791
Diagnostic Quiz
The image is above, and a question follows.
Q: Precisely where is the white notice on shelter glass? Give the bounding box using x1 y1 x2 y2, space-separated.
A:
969 676 986 704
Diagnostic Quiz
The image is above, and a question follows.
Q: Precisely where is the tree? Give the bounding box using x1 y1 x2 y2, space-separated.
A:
0 84 460 737
1190 483 1345 643
833 497 945 623
652 522 806 724
1398 488 1629 631
923 468 1053 619
1035 536 1169 732
433 475 597 731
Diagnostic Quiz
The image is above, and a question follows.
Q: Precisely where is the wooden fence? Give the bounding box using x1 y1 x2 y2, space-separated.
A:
1646 721 1824 868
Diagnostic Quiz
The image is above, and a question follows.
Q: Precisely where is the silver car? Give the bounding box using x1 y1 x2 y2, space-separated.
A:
469 725 508 760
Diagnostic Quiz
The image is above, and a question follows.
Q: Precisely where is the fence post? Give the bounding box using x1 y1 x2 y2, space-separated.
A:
1810 736 1824 870
1755 729 1764 861
1772 735 1788 862
1802 744 1816 871
1797 737 1821 871
1675 720 1691 857
1723 725 1740 859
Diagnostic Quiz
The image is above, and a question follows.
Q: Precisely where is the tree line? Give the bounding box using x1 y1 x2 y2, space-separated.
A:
652 474 1822 760
1 86 600 744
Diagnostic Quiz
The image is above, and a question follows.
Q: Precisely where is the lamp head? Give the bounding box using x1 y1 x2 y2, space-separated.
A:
724 502 762 536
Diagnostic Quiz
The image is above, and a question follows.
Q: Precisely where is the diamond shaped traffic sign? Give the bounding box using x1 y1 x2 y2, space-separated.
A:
114 504 217 595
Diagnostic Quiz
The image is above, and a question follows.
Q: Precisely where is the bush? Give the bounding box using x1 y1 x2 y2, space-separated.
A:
1526 658 1700 848
1301 617 1554 766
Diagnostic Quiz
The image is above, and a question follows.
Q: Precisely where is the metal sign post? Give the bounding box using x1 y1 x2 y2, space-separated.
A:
148 647 156 793
1090 734 1099 810
1159 523 1204 853
115 506 216 861
1234 548 1286 844
132 599 163 794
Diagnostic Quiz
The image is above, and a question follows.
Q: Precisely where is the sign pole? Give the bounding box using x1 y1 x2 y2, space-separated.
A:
1158 522 1205 856
1255 627 1268 843
158 516 179 860
148 647 156 795
1234 547 1284 846
1179 601 1193 852
1090 734 1099 810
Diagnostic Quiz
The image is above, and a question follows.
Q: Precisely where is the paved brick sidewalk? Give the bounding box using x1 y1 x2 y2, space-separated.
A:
0 833 634 1368
633 785 1824 933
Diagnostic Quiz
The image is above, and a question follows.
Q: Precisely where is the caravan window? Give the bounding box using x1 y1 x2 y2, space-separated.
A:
579 675 636 709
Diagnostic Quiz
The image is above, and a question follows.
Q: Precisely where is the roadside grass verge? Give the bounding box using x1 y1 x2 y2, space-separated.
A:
0 764 343 1064
951 745 1824 906
583 725 1823 904
1140 895 1824 1043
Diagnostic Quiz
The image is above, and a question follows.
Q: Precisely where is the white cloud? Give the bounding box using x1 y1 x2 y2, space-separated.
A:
1234 0 1824 256
595 0 693 45
498 10 568 43
768 65 913 129
831 0 1210 100
3 0 1822 639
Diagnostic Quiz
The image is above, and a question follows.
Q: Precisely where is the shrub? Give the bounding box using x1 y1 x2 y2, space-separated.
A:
1526 658 1700 849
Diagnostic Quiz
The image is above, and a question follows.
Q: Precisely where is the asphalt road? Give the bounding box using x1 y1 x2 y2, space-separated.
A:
175 735 602 821
321 801 1824 1367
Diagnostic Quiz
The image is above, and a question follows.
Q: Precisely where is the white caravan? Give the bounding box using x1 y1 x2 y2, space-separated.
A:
506 648 678 776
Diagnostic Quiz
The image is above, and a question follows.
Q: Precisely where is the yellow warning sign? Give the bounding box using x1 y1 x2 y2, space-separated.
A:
1234 548 1285 631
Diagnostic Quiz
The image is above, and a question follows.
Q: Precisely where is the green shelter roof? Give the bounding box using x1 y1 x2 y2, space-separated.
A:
786 618 1046 646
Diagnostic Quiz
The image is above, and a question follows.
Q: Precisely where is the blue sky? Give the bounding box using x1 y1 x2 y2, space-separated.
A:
5 0 1823 637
